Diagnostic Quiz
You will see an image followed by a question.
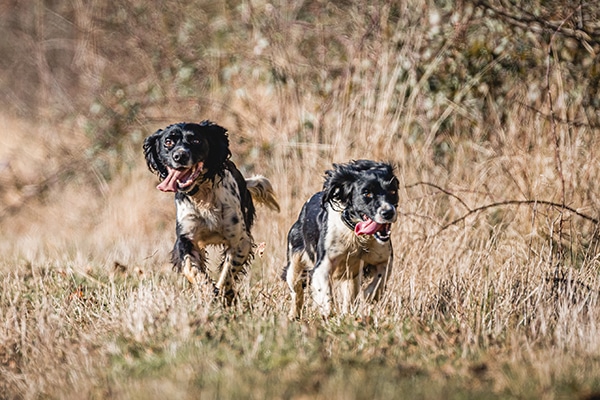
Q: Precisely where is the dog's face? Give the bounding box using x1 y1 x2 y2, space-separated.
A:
323 160 399 242
143 121 230 192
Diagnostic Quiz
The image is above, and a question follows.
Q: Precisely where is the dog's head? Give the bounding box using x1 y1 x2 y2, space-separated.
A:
143 121 231 192
322 160 399 242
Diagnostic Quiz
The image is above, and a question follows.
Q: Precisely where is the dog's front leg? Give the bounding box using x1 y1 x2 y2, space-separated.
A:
311 257 333 317
215 234 252 304
182 251 208 287
363 253 393 302
172 235 210 287
340 275 360 315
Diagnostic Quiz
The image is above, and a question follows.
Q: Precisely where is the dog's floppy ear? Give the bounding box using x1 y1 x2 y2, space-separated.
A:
195 120 231 179
143 129 168 179
322 162 357 208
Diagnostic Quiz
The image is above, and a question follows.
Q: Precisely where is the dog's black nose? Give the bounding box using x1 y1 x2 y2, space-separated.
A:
172 149 190 164
380 207 396 221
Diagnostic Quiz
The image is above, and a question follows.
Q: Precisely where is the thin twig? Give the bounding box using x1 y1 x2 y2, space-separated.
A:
436 199 598 234
545 6 581 264
405 181 471 211
515 100 600 129
474 1 598 46
405 182 599 237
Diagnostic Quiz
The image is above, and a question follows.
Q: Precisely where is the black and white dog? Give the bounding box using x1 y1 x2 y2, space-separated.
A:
283 160 399 318
144 121 280 303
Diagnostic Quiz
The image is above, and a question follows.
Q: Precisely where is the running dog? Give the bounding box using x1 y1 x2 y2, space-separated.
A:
144 121 280 303
283 160 399 318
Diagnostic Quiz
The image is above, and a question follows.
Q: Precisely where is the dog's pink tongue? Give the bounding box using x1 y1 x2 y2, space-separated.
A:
354 219 382 235
156 167 184 192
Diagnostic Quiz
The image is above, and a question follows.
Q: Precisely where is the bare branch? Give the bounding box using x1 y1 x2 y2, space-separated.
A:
515 100 600 129
404 181 472 211
405 182 599 237
436 199 598 234
473 0 599 47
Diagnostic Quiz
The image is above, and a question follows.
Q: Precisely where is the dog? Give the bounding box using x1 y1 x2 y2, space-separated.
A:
283 160 399 318
143 121 280 303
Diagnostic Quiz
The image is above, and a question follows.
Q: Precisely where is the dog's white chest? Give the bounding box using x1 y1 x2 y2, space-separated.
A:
176 194 225 245
175 173 248 248
325 210 392 278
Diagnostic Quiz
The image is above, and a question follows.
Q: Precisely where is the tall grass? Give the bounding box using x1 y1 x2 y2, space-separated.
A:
1 0 600 398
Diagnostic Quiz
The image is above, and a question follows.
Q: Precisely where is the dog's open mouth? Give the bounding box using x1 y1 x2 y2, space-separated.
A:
156 162 204 192
354 216 392 242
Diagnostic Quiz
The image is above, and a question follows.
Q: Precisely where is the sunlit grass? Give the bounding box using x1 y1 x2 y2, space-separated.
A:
1 258 599 399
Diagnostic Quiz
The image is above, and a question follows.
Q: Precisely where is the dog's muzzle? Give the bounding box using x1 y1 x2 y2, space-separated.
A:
156 162 204 192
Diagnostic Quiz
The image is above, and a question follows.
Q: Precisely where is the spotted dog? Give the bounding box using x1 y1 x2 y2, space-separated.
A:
283 160 399 318
144 121 280 303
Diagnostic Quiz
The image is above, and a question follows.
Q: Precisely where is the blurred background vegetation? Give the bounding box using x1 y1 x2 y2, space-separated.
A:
1 0 599 216
0 0 598 260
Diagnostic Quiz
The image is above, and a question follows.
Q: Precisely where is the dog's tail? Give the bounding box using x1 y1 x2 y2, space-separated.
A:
246 175 281 212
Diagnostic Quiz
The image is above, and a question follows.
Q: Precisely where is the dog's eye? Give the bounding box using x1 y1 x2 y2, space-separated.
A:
191 138 201 145
164 138 174 148
363 191 373 199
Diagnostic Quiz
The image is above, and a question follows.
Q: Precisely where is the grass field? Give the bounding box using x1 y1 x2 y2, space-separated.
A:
2 1 600 399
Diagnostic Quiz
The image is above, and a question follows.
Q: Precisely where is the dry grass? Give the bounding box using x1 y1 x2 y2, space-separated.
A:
1 1 600 399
